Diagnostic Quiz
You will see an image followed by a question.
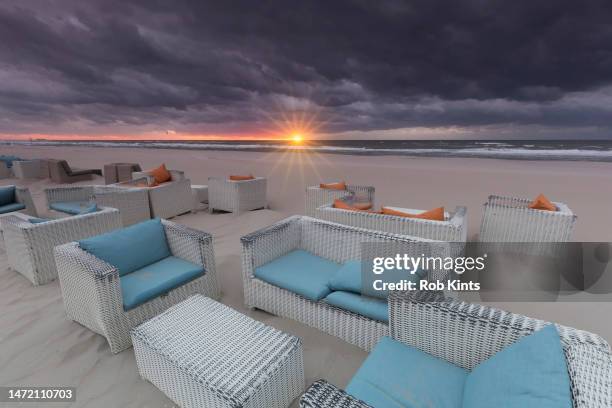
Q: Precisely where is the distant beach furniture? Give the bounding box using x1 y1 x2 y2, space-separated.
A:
0 155 22 178
45 185 151 226
305 184 375 217
241 215 450 351
300 290 612 408
315 202 468 256
118 169 193 218
104 162 142 184
479 195 576 243
13 159 50 179
1 207 121 286
48 159 102 183
208 176 267 214
54 219 220 353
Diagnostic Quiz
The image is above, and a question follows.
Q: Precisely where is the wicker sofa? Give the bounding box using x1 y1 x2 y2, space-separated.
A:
300 290 612 408
13 159 50 179
1 207 121 286
54 219 221 353
0 186 37 217
480 194 576 242
118 170 193 219
45 185 150 226
241 216 450 351
208 176 267 214
315 203 468 255
305 184 375 217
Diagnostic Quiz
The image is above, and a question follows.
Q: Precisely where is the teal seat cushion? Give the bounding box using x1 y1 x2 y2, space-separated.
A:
463 325 572 408
324 291 388 322
347 337 467 408
0 185 16 206
254 249 340 301
330 260 426 299
120 256 204 310
0 202 26 214
79 219 171 276
29 217 51 224
50 201 94 215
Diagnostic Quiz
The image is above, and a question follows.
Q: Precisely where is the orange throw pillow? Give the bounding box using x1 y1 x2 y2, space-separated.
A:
381 206 445 221
150 164 171 184
528 194 557 211
229 174 255 181
320 181 347 190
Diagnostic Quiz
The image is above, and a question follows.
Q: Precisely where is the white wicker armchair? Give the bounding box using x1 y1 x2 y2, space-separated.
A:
1 207 121 286
45 186 150 226
315 203 467 255
305 185 375 217
0 186 38 217
54 220 221 353
300 290 612 408
480 195 576 242
241 216 450 351
117 170 193 219
208 176 267 214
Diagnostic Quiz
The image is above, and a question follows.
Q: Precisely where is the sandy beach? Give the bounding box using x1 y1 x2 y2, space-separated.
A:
2 145 612 407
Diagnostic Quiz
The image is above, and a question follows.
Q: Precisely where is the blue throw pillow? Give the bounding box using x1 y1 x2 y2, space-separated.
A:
329 260 426 299
463 325 572 408
79 219 171 276
0 185 16 206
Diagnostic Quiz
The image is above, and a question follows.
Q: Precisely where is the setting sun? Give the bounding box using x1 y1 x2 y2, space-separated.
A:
291 133 303 143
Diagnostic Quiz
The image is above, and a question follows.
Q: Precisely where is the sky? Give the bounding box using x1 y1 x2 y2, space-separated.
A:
1 1 612 140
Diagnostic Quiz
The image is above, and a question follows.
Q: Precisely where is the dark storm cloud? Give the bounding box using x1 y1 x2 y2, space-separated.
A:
1 0 612 137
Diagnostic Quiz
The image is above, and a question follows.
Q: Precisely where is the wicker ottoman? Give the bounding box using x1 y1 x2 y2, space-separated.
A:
191 184 209 213
131 295 305 408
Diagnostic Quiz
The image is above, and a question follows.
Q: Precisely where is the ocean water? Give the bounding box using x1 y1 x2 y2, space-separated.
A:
3 139 612 162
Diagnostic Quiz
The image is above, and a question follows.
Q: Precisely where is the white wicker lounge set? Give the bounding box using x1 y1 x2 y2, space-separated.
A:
480 194 576 242
299 290 612 408
45 185 151 226
241 215 450 351
54 219 220 353
305 184 375 217
208 176 267 214
118 170 193 219
1 207 121 285
132 295 304 408
315 203 468 256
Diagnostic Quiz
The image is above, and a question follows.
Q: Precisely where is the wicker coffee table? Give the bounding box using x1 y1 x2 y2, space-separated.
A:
131 295 305 408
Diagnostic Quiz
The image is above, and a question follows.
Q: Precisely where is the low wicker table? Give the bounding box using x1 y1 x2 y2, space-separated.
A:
131 295 305 408
191 184 208 212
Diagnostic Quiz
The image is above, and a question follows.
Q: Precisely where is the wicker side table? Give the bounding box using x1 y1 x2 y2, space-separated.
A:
191 184 209 213
132 295 305 408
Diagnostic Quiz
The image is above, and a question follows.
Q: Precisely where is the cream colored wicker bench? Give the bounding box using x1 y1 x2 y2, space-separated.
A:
305 185 374 217
132 295 304 408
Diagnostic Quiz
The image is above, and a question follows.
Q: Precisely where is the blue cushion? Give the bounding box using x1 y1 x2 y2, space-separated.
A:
330 260 426 299
0 186 16 206
79 202 98 214
463 325 572 408
79 219 171 276
120 256 204 310
0 202 26 214
50 201 91 215
347 337 467 408
324 291 388 322
29 217 51 224
254 249 340 301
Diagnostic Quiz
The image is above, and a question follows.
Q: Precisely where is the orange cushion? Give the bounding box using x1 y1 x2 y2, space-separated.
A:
528 194 557 211
229 174 255 181
150 164 171 184
381 206 445 221
320 181 347 190
333 199 374 212
352 202 373 211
